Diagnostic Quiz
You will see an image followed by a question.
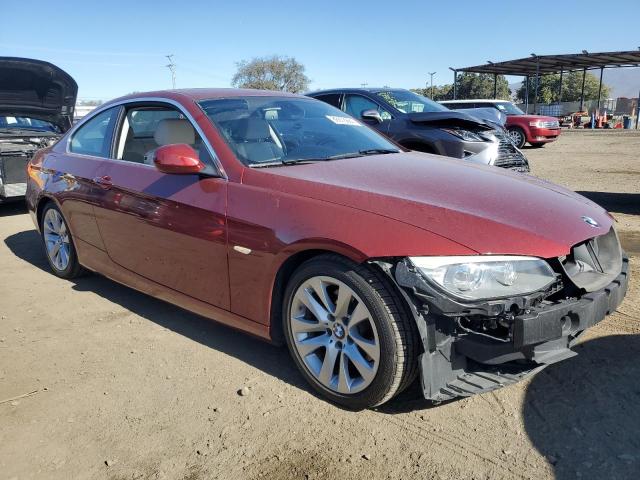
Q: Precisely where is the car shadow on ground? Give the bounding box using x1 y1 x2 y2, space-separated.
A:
0 201 27 217
4 229 318 400
577 191 640 216
523 334 640 480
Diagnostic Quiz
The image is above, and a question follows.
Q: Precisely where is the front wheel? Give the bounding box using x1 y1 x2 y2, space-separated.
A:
507 127 527 148
41 203 84 279
283 255 419 409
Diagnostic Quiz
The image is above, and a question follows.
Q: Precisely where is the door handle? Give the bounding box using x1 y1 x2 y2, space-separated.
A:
92 175 112 189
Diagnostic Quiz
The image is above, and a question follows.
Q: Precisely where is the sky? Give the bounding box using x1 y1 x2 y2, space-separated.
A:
3 0 640 101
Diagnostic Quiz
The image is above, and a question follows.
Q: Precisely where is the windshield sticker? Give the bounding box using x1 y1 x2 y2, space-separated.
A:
325 115 363 126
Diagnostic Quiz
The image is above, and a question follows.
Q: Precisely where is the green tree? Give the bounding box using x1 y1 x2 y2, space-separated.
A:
413 73 510 101
231 55 310 93
515 71 610 104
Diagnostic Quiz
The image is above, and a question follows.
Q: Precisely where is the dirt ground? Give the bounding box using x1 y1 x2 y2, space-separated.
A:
1 130 638 480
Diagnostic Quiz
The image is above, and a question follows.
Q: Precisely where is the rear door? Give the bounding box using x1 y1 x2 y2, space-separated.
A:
92 102 230 309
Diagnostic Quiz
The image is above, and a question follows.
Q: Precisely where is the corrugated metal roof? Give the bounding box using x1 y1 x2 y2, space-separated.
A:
456 51 640 76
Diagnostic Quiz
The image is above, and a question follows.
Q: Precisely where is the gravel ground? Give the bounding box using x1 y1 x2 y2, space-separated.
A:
0 131 638 480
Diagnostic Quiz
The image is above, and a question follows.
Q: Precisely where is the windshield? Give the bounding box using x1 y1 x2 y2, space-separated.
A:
494 102 525 115
0 116 60 133
375 90 448 114
199 97 399 166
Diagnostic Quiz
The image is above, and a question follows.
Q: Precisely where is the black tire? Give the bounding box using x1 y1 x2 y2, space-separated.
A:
282 254 419 409
507 127 527 148
530 142 545 148
40 203 84 279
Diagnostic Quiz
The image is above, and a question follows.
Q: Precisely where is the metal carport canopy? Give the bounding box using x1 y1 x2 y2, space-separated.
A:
451 50 640 114
455 50 640 76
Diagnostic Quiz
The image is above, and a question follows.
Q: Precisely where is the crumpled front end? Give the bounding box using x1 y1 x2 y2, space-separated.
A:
0 135 58 201
389 227 629 402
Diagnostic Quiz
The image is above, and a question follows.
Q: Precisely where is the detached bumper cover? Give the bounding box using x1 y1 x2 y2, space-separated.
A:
396 255 630 402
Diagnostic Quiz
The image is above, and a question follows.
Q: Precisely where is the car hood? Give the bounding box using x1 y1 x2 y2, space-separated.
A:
245 152 612 258
512 114 558 123
0 57 78 132
407 111 494 131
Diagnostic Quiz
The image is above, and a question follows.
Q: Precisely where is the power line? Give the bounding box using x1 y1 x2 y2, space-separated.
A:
165 54 176 89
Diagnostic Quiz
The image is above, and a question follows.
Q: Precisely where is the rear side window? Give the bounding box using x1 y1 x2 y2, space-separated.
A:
115 105 213 166
313 93 342 109
70 107 119 158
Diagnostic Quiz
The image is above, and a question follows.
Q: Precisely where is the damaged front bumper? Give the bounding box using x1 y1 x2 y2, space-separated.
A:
393 254 630 402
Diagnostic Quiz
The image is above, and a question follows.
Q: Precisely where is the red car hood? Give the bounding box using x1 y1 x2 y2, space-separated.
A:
512 114 558 123
245 152 612 258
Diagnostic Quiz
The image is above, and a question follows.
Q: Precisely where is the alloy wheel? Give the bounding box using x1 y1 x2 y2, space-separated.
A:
43 208 71 271
289 276 380 394
509 129 525 148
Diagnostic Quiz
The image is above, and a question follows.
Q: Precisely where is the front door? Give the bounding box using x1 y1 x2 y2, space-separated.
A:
92 103 230 309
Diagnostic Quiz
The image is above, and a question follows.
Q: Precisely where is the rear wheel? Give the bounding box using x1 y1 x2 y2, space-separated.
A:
283 255 419 409
507 127 526 148
41 203 84 279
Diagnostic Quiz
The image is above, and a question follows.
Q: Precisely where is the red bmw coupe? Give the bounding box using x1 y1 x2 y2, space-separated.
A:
26 89 628 409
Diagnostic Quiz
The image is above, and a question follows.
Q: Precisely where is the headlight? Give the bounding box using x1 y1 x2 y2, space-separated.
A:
408 256 556 301
529 121 543 127
440 128 486 142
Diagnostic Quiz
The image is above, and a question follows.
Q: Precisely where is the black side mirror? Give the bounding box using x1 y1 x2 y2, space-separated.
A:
361 109 383 124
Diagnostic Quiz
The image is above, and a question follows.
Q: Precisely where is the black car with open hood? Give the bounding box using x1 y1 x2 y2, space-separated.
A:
0 57 77 202
307 88 529 172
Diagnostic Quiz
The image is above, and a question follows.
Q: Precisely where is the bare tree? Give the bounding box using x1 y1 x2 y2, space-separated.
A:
231 55 310 93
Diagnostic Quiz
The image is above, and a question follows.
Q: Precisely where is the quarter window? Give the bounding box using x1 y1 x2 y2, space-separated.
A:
70 107 119 157
116 106 213 165
314 93 342 109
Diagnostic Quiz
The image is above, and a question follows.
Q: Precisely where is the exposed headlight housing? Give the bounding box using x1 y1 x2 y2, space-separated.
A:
440 128 486 142
408 256 556 301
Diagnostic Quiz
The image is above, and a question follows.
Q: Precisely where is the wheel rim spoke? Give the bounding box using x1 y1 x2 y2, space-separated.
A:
349 331 379 362
337 351 352 393
296 333 330 357
291 314 326 334
298 288 330 323
318 343 340 386
348 302 369 328
344 343 375 383
307 278 334 314
334 284 352 319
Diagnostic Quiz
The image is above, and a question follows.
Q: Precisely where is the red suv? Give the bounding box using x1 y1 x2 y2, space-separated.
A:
26 89 628 409
441 100 561 148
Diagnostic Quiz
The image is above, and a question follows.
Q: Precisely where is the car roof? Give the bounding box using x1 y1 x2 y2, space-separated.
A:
307 87 404 96
440 99 510 103
108 88 302 104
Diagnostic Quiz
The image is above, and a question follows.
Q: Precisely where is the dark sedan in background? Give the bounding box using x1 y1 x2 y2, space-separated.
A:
0 57 77 202
308 88 529 172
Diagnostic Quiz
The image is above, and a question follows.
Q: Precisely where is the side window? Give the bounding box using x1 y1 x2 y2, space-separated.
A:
115 106 213 166
343 94 392 120
70 107 119 157
314 94 342 109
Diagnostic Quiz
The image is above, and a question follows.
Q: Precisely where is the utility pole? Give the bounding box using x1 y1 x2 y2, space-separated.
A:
428 72 436 99
165 54 176 89
361 82 368 88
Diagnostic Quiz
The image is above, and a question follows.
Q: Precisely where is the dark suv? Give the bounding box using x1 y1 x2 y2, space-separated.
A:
307 88 528 172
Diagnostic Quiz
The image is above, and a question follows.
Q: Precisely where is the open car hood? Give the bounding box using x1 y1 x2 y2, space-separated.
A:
407 111 494 131
0 57 78 132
